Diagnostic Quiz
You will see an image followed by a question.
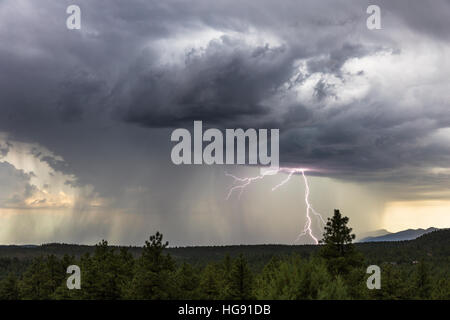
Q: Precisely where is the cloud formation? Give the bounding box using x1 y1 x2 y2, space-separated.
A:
0 0 449 244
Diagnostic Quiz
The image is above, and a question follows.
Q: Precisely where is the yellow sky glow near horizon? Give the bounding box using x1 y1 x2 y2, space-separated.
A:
382 200 450 232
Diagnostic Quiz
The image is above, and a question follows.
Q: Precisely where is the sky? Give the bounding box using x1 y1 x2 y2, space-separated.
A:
0 0 450 245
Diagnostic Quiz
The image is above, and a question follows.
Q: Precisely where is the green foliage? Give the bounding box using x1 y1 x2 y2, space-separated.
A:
127 232 177 299
175 262 200 299
0 226 449 300
78 240 124 299
344 267 369 299
414 260 432 299
432 277 450 299
317 276 349 300
18 255 66 299
199 263 222 299
255 256 352 300
320 209 362 275
0 273 19 300
256 256 301 299
227 254 254 300
369 263 408 299
297 258 334 299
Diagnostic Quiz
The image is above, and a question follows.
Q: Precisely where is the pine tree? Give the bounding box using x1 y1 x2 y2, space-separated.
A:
369 263 405 300
128 232 176 299
117 247 135 298
19 256 64 300
254 256 282 299
175 262 200 299
431 277 450 299
319 209 361 275
298 258 333 299
228 254 254 300
414 260 432 299
50 254 81 300
0 273 20 300
44 254 66 295
317 276 349 300
273 257 302 299
80 240 122 299
199 263 222 299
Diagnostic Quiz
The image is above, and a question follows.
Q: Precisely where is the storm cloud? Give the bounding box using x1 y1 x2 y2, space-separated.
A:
0 0 449 244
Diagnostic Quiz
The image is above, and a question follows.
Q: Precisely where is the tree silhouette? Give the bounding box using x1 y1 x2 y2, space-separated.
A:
319 209 361 275
1 229 448 300
128 231 176 299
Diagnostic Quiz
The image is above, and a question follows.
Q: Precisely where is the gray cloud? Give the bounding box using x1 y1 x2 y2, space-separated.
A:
0 0 449 244
1 0 448 179
0 162 36 208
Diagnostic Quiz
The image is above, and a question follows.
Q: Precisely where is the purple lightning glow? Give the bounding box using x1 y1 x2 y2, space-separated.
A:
226 167 325 244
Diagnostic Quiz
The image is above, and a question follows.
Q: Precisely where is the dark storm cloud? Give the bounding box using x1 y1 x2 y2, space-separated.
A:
306 43 375 77
0 0 450 245
0 0 449 189
379 0 450 40
113 39 292 128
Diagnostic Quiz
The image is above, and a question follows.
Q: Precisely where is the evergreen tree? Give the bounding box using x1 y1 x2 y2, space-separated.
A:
319 209 361 275
222 254 233 281
227 254 254 300
276 257 304 299
175 262 200 299
80 240 123 299
345 266 369 299
414 260 432 299
369 263 405 300
317 276 349 300
431 277 450 299
44 254 66 295
18 255 64 300
199 263 222 299
50 254 81 300
254 256 282 299
128 232 176 299
0 229 448 301
297 258 333 299
0 273 20 300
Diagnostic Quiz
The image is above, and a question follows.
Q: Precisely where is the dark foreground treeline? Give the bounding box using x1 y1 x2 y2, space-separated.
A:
0 211 449 300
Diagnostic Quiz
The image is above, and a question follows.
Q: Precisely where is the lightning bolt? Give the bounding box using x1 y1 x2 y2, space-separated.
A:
226 167 325 244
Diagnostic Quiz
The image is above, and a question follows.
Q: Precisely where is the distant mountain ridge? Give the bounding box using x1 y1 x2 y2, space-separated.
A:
356 229 392 241
358 227 439 242
0 229 448 269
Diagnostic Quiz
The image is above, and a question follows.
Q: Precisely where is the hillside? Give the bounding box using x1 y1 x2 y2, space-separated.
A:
356 229 392 241
359 227 439 242
1 229 448 273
